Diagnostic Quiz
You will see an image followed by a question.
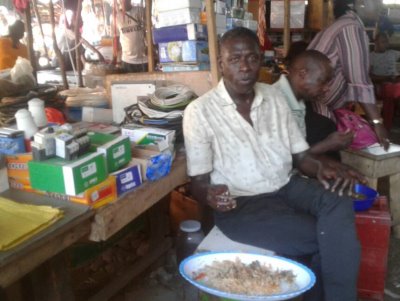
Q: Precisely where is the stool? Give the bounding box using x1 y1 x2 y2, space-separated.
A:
341 148 400 237
356 196 391 301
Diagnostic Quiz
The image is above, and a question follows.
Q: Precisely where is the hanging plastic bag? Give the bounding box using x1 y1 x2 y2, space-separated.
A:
10 57 36 88
334 108 378 150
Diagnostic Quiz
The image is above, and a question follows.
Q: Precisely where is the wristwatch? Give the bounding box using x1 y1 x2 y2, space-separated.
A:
370 118 384 126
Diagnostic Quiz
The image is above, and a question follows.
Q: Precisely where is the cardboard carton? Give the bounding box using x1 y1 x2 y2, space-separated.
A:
111 163 142 196
88 132 131 172
28 152 108 195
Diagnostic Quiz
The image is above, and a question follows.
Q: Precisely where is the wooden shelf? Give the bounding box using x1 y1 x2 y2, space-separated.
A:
268 28 312 33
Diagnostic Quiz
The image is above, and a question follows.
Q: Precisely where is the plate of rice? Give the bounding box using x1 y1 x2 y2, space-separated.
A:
179 252 316 301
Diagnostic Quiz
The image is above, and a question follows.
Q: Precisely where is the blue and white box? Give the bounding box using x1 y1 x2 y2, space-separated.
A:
112 163 142 196
158 41 209 63
0 128 26 155
153 24 207 44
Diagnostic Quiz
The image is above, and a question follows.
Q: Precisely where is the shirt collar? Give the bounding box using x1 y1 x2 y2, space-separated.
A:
276 75 305 111
216 79 265 108
344 10 364 27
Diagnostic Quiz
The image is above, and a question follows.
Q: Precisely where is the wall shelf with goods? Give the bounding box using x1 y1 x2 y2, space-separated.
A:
260 0 334 56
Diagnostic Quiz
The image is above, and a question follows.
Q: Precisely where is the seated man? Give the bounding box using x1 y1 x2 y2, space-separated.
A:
274 49 354 161
183 27 364 301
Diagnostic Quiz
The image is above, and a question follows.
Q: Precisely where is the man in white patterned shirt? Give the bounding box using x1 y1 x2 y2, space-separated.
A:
183 27 365 301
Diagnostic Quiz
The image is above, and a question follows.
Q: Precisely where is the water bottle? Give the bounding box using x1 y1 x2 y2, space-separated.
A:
15 109 38 139
176 220 205 264
28 98 48 127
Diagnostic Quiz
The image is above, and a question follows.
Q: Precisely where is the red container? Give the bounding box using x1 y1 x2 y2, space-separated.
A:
356 196 391 301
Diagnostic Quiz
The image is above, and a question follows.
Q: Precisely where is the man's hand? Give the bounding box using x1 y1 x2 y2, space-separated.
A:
324 130 354 151
206 185 237 212
317 160 367 196
373 124 390 150
295 151 367 196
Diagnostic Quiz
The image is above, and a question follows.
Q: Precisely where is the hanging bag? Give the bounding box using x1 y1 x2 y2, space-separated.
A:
334 108 378 150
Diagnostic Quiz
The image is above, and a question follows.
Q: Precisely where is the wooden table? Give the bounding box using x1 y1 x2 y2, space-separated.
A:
86 155 188 301
0 156 188 301
0 189 93 300
341 148 400 238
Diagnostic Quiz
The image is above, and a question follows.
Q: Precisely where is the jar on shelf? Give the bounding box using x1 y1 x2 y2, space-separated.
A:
176 220 204 265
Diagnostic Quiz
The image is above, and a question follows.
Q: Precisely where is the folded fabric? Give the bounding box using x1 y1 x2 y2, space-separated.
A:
0 197 63 251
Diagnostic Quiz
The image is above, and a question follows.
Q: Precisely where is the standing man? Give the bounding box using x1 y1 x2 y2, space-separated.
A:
183 27 364 301
115 0 148 73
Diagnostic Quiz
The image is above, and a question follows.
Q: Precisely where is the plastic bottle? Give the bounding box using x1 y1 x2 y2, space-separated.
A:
28 98 48 127
15 109 38 139
176 220 205 264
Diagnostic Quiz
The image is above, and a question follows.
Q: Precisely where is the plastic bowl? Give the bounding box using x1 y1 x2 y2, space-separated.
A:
352 184 378 212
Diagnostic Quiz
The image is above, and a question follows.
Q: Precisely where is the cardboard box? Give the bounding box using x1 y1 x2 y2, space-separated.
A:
8 176 35 192
28 152 108 195
88 132 131 172
152 24 207 44
161 63 210 72
158 41 209 63
121 125 175 151
0 128 26 155
5 153 32 180
110 82 156 124
6 153 34 192
44 176 117 208
156 8 201 28
156 0 202 12
111 163 142 196
270 0 305 28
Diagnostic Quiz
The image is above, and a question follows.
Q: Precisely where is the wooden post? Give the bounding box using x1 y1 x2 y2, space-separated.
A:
145 0 154 71
23 2 37 78
75 0 84 87
32 0 49 61
205 0 220 86
283 0 290 57
49 0 69 89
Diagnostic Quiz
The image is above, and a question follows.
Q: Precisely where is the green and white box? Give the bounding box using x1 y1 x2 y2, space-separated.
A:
88 132 131 172
28 152 107 195
121 125 175 151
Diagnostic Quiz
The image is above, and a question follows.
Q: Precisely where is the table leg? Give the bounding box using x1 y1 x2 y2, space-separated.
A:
390 173 400 238
366 177 378 190
27 250 75 301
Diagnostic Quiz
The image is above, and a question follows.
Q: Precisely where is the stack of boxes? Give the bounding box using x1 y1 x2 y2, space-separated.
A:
4 125 146 208
228 0 260 32
152 0 259 72
4 121 179 208
153 0 210 72
200 0 228 36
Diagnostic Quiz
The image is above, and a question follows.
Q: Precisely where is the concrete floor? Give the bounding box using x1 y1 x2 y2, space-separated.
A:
110 119 400 301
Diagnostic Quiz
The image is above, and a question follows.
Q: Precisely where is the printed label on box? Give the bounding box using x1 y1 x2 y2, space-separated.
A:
121 171 133 184
113 144 125 159
81 163 96 178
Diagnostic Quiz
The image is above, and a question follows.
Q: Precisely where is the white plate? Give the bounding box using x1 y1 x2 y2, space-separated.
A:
179 252 316 301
